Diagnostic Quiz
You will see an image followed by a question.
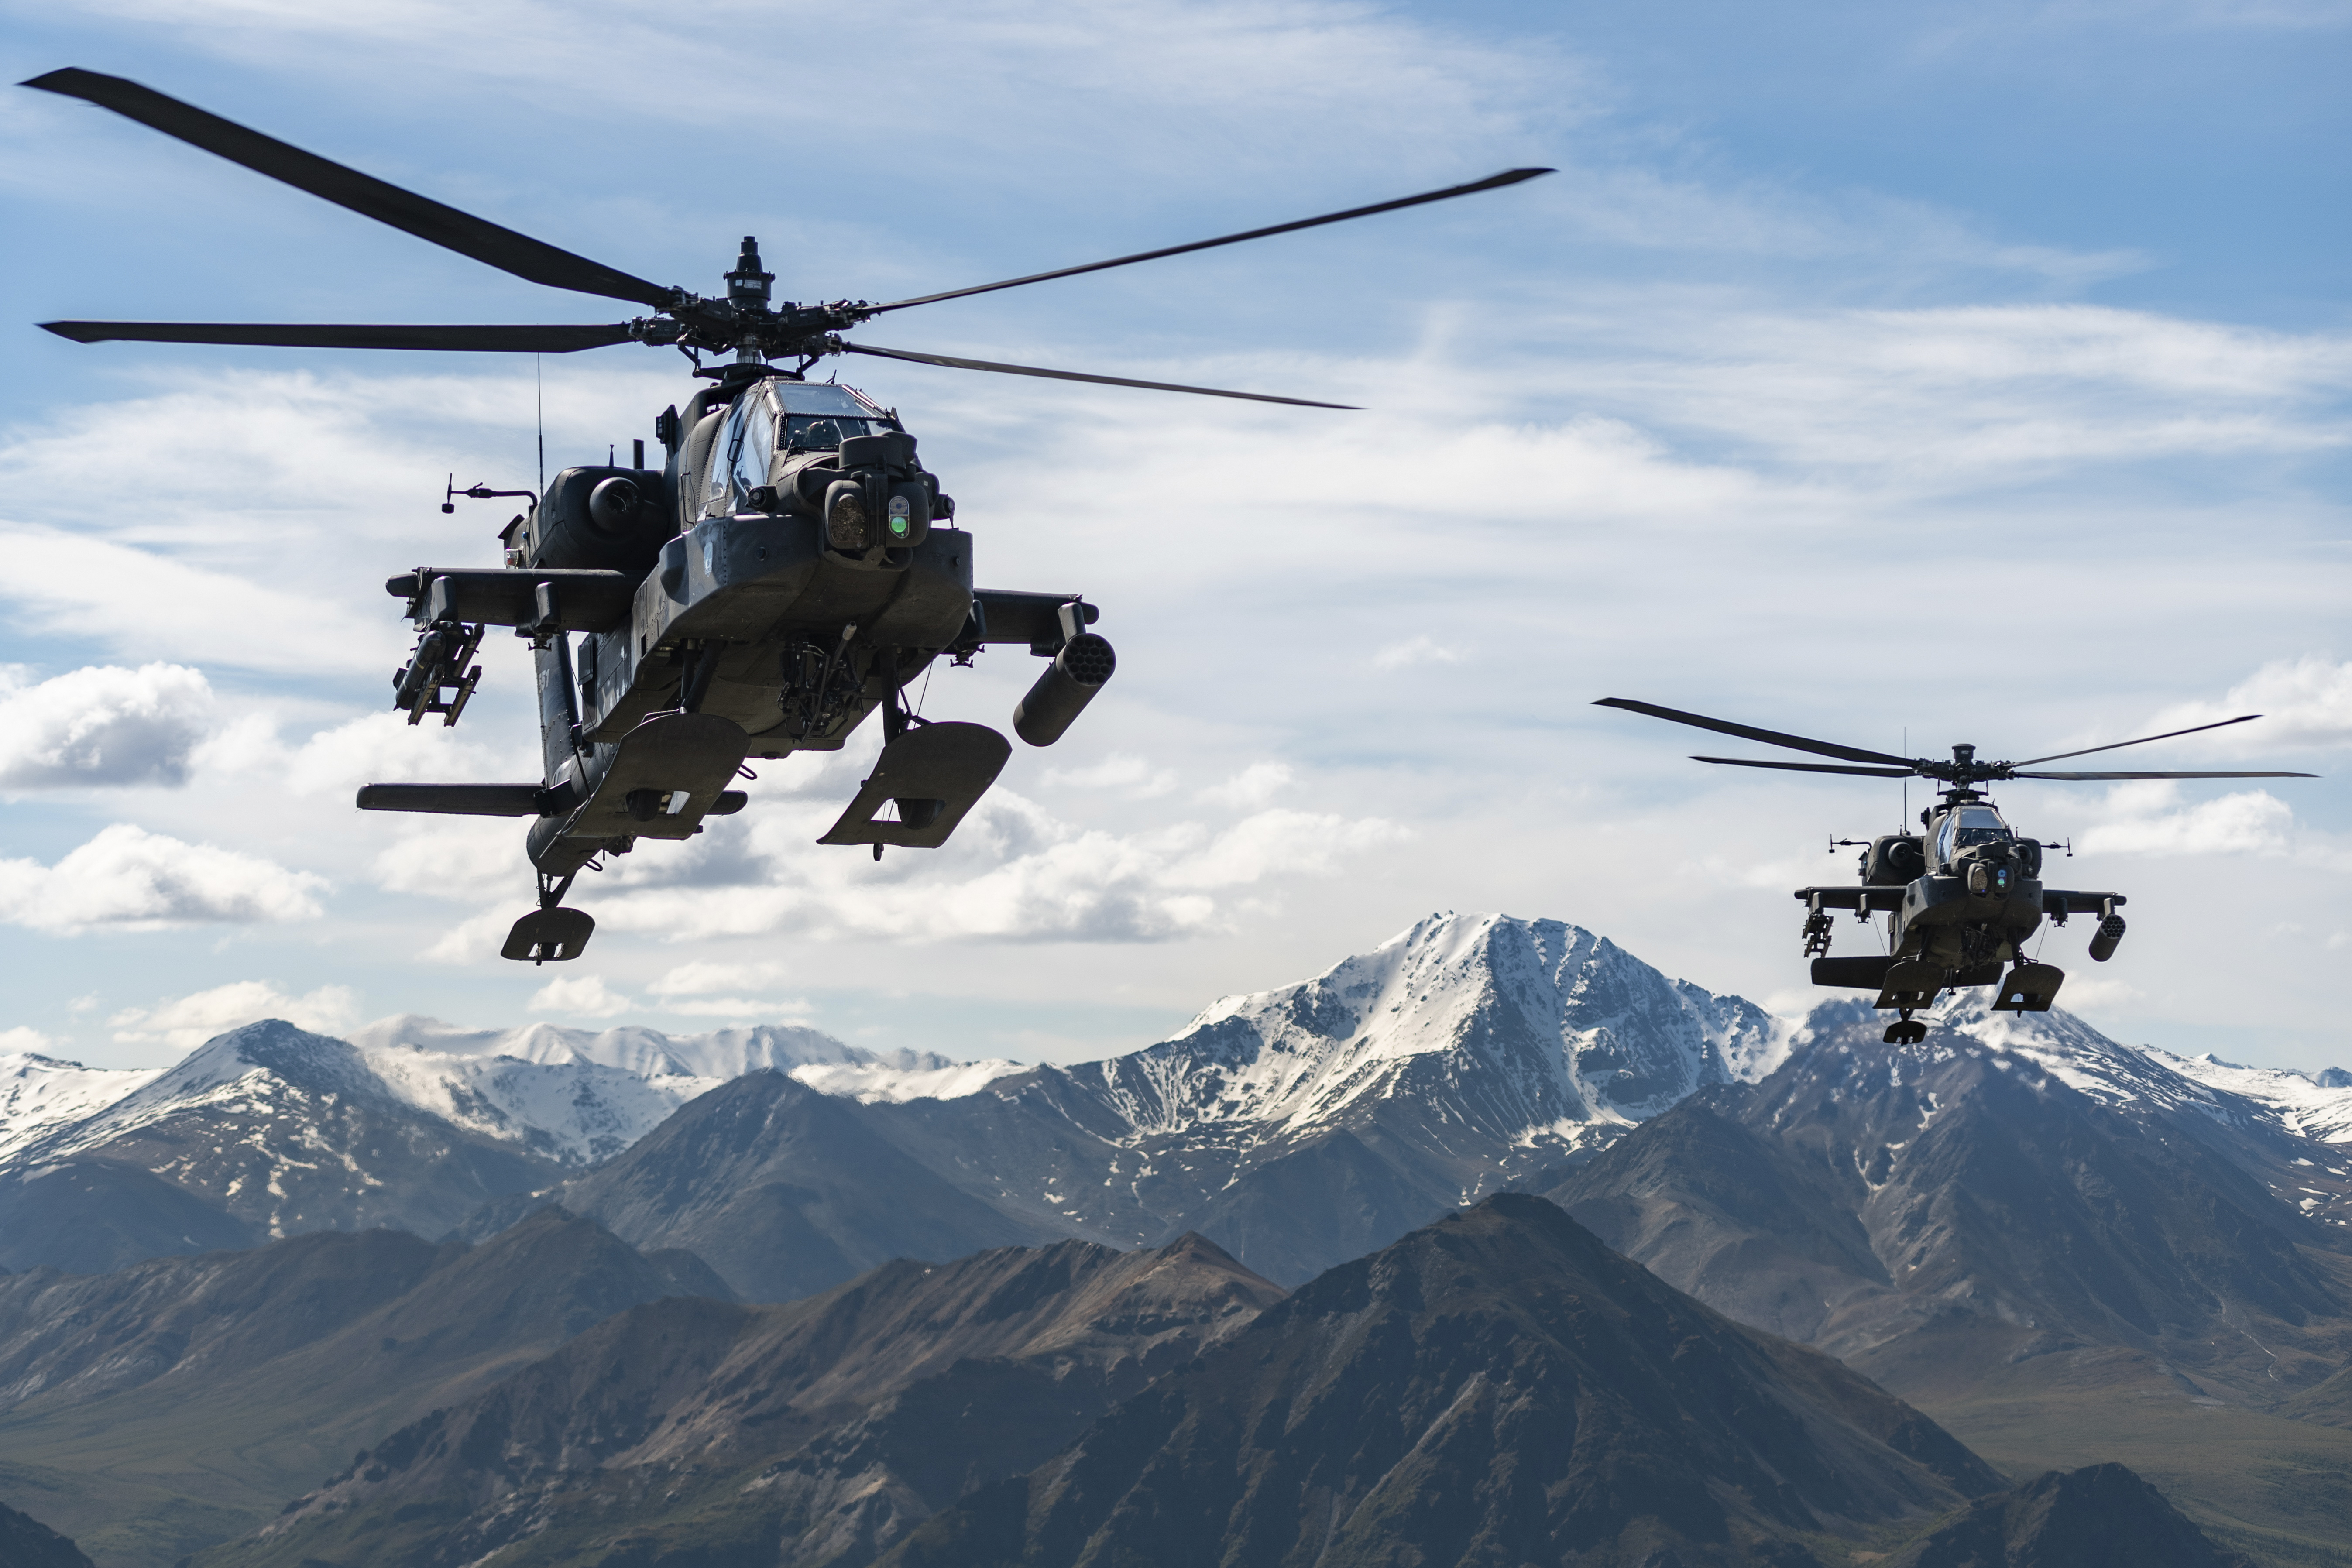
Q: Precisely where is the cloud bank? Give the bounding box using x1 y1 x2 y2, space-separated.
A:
0 824 327 930
0 664 215 788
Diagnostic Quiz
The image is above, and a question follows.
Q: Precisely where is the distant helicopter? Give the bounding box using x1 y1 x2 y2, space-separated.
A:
24 67 1550 961
1595 698 2316 1044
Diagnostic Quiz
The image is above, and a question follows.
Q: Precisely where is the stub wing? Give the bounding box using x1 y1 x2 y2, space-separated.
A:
1794 886 1906 913
1793 885 2125 915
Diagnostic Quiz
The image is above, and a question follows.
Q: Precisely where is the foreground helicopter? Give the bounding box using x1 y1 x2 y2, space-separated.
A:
1596 698 2315 1044
25 68 1549 961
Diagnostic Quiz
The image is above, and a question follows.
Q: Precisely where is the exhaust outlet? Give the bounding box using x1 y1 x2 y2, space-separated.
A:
1014 633 1116 747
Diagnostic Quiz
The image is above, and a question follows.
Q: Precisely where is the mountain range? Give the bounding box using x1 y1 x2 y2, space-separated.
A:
205 1228 1284 1568
0 1206 723 1566
196 1198 2254 1568
1548 993 2352 1398
0 915 1793 1288
3 911 2349 1563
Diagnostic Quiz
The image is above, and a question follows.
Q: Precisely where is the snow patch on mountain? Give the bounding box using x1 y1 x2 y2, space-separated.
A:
3 1017 1027 1173
1792 993 2247 1118
1791 992 2352 1171
354 1016 1023 1115
352 1017 878 1080
0 1052 160 1163
1075 913 1777 1145
2150 1050 2352 1146
790 1057 1027 1104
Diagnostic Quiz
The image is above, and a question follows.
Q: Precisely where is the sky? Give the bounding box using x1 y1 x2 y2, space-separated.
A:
0 0 2345 1073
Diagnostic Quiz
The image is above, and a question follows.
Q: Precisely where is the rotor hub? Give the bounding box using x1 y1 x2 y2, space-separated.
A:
623 244 875 363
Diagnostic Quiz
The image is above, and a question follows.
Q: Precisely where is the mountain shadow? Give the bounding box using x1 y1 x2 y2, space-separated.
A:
884 1193 2001 1568
0 1498 93 1568
479 1068 1061 1300
196 1232 1283 1568
0 1159 258 1275
0 1208 721 1568
1887 1463 2253 1567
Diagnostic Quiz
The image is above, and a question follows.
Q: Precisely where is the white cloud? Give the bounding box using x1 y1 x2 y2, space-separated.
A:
1525 302 2352 487
528 974 633 1018
647 960 791 997
580 779 1406 945
2078 782 2296 857
1371 635 1466 672
0 1027 57 1055
281 711 531 796
1200 762 1294 810
0 521 388 679
1161 808 1408 890
1040 754 1178 797
110 980 360 1051
659 995 816 1019
2043 974 2141 1011
371 816 534 903
0 663 215 788
0 824 328 930
2141 655 2352 753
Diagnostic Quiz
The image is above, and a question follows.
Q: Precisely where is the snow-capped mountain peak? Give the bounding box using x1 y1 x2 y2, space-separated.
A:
351 1016 1023 1108
0 1050 161 1163
2 1016 1030 1179
1082 913 1777 1145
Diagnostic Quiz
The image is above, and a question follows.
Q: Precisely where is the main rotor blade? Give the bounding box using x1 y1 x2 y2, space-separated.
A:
1594 698 1913 767
1690 756 1916 778
41 320 635 352
868 167 1555 314
22 69 673 308
841 342 1354 408
2012 713 2264 767
2012 769 2318 781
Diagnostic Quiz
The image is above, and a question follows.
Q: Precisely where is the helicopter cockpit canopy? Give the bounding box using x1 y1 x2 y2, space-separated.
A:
705 381 900 515
777 382 896 452
1934 803 2011 866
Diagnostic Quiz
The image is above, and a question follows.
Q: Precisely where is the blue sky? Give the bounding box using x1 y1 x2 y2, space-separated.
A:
1 0 2345 1070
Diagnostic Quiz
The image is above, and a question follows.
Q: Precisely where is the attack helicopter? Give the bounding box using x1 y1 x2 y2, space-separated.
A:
1595 698 2316 1044
24 67 1550 962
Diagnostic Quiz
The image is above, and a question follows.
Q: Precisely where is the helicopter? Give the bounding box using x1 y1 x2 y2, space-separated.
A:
24 67 1550 962
1594 697 2316 1045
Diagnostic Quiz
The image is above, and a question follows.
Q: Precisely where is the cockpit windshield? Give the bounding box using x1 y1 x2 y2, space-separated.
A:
1935 804 2011 865
776 383 895 452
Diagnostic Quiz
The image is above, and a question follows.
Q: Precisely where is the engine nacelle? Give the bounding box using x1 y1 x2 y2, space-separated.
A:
1861 835 1925 886
518 466 671 573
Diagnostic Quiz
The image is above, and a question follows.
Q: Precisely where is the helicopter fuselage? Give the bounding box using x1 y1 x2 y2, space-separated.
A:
367 367 1112 944
1796 796 2125 1016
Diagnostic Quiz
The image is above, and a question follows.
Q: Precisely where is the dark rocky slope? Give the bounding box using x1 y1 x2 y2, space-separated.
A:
1543 1026 2352 1403
0 1208 720 1568
885 1194 2000 1568
0 1498 94 1568
470 1069 1063 1301
200 1232 1283 1568
1888 1463 2252 1568
0 1158 258 1274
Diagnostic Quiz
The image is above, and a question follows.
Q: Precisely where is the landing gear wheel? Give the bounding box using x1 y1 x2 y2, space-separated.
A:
502 906 594 963
1884 1010 1928 1046
501 869 594 963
